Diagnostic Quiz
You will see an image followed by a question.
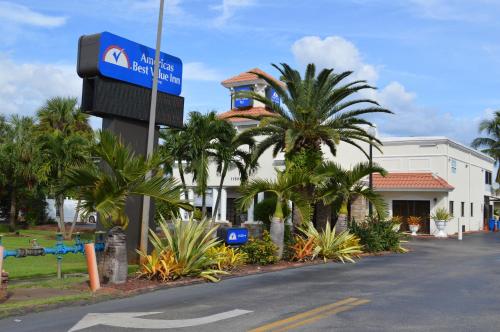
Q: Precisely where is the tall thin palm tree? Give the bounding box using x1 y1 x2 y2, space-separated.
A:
186 111 230 217
314 161 387 232
471 111 500 183
211 122 255 221
159 127 191 200
36 97 92 238
64 131 191 283
237 170 311 259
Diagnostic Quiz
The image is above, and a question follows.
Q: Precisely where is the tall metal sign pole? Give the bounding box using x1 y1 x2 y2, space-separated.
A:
140 0 165 259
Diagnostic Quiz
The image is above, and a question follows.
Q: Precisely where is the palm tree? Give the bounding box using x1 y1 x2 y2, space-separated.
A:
0 116 44 231
233 63 391 226
64 130 191 283
237 170 312 259
185 112 230 217
234 63 391 165
159 127 191 200
211 122 255 222
36 97 92 238
471 111 500 183
314 161 387 232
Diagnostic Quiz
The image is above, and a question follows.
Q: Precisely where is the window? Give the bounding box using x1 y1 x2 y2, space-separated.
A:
485 171 492 185
461 202 465 217
449 201 454 216
451 159 457 174
470 202 473 217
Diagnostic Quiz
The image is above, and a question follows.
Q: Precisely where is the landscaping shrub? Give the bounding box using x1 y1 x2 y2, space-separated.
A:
290 236 315 262
299 221 363 262
348 217 407 253
206 244 247 271
137 217 227 282
240 231 279 265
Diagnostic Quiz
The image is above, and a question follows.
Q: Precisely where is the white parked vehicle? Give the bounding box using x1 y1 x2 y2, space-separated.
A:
46 199 97 224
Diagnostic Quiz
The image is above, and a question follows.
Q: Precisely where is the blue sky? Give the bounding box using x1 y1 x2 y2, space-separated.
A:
1 0 500 144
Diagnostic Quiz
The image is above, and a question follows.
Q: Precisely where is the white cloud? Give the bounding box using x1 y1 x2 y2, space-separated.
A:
0 1 67 28
183 62 222 81
212 0 256 27
292 36 378 83
0 54 80 116
290 35 488 145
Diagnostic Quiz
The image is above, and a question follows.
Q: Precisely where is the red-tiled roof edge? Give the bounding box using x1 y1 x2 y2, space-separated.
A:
218 107 276 122
373 172 454 191
221 68 283 86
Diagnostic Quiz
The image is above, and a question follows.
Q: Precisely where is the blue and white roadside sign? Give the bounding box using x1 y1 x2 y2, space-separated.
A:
98 32 182 96
225 228 249 245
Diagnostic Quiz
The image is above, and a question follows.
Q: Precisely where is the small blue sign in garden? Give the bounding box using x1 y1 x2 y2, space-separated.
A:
233 86 253 108
98 32 183 96
225 228 249 245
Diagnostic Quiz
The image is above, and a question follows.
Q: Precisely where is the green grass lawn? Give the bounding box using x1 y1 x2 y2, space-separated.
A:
1 228 138 280
1 229 92 279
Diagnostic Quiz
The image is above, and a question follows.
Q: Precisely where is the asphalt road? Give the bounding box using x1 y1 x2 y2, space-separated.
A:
2 232 500 331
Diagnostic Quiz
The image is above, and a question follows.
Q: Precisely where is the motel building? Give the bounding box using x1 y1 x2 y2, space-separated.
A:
174 69 497 236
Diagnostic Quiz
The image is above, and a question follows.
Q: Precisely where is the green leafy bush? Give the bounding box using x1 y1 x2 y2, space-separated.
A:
241 231 279 265
348 217 407 253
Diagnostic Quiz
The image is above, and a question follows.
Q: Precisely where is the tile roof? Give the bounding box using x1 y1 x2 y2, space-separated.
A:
373 172 454 191
221 68 282 87
218 107 276 123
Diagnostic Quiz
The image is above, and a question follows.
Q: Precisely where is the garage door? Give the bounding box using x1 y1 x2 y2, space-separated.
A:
392 200 431 234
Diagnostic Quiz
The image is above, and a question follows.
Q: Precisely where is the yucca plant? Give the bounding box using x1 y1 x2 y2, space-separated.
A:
299 221 363 263
144 216 227 282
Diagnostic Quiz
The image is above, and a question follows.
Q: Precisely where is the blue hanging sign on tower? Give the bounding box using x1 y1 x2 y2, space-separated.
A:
97 32 183 96
233 85 253 108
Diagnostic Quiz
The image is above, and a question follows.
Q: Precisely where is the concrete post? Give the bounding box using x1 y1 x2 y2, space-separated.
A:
458 218 463 241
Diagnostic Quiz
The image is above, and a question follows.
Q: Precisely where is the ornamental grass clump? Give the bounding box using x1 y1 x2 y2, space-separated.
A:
137 216 227 282
431 207 452 221
299 221 363 263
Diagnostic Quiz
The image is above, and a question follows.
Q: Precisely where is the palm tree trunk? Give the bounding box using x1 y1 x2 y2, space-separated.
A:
212 164 228 222
201 192 207 217
270 199 285 259
66 199 80 240
57 195 66 234
336 200 349 234
315 201 331 231
9 189 16 232
102 226 128 284
292 184 314 228
270 217 284 259
178 160 188 200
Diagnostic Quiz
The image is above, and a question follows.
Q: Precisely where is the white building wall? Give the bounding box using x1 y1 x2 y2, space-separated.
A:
374 137 495 235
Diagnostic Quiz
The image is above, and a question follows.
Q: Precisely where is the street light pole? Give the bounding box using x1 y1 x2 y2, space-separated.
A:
139 0 165 260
